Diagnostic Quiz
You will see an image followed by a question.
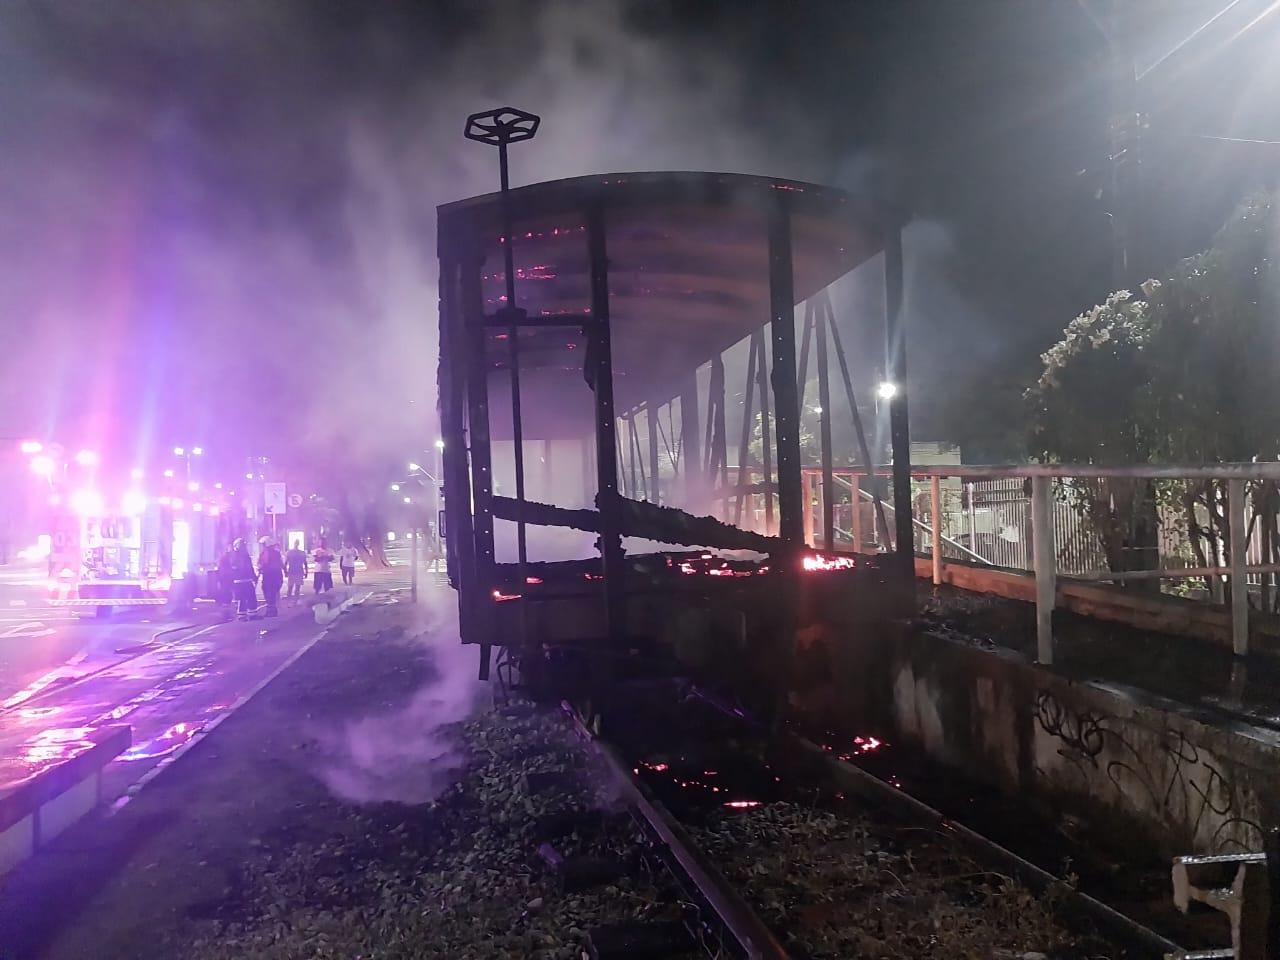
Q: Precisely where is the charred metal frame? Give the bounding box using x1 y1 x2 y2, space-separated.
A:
437 169 914 676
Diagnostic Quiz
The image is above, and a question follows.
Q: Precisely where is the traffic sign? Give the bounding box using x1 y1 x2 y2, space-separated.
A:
287 493 303 509
264 482 287 515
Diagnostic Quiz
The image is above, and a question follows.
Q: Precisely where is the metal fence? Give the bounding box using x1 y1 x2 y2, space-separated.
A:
791 463 1280 664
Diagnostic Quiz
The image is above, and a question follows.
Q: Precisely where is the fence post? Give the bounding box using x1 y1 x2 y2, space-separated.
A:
802 472 814 547
1031 476 1056 665
931 476 943 586
851 475 862 553
1230 477 1250 657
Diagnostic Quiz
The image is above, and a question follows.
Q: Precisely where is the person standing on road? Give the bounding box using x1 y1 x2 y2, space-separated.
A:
215 543 236 621
339 541 358 586
312 538 335 594
258 536 284 616
285 540 308 600
229 538 258 620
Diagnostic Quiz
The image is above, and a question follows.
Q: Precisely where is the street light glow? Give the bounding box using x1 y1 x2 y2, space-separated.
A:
122 490 148 516
74 449 99 467
173 446 185 456
391 483 400 491
408 462 422 472
19 440 42 455
877 381 899 401
191 446 203 456
403 496 412 504
187 481 200 492
434 439 445 450
163 468 175 478
30 455 55 477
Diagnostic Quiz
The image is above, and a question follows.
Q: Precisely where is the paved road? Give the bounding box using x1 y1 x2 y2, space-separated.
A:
0 567 413 808
0 562 186 706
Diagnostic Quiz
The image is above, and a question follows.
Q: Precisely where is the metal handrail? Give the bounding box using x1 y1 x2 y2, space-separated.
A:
831 480 991 567
811 462 1280 481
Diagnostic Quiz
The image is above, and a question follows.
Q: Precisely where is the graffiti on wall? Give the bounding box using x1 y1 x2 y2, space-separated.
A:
1034 690 1263 854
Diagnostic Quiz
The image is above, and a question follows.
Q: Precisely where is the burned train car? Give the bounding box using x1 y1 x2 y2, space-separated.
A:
437 170 915 696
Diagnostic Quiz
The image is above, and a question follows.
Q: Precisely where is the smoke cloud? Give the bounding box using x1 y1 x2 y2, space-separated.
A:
317 586 486 804
0 0 826 479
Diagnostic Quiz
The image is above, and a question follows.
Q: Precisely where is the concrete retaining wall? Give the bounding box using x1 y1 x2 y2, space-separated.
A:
815 622 1280 860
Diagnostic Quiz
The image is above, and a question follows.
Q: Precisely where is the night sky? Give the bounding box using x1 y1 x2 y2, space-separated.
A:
1 0 1275 482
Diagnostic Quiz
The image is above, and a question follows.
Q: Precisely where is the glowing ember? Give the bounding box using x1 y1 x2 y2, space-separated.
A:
802 553 858 572
723 800 762 809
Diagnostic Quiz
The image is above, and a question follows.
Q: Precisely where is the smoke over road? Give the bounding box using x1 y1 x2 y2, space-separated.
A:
0 0 831 476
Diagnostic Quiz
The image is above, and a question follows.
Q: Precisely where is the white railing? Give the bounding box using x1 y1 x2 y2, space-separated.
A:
796 463 1280 665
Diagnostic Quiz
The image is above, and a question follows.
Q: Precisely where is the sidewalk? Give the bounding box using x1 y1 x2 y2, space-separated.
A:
0 590 456 960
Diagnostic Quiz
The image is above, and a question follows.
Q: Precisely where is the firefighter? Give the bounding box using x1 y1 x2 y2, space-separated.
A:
215 543 237 621
229 538 258 620
258 536 285 617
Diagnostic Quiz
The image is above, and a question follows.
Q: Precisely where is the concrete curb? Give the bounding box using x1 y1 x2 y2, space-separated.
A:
0 726 131 875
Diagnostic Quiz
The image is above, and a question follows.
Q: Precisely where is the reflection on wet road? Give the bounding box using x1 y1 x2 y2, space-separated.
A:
0 591 373 801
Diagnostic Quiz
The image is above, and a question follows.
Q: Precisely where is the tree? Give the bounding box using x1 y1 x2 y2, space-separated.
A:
1028 193 1280 589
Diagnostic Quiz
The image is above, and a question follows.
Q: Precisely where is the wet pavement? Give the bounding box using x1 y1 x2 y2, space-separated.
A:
0 571 409 807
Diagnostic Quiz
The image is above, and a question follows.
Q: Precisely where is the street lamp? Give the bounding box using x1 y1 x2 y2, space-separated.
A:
876 381 899 401
408 462 422 473
391 483 401 492
19 440 42 455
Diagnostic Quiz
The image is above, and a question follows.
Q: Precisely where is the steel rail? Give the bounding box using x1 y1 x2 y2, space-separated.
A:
565 703 792 960
791 735 1185 958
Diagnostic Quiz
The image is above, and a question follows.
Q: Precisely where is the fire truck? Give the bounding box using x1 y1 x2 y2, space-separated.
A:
47 491 232 616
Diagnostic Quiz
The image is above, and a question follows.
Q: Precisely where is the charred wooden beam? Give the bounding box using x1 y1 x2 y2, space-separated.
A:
490 495 784 554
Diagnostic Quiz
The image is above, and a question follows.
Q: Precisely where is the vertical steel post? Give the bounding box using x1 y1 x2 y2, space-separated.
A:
754 330 775 535
816 301 834 550
680 378 701 508
1230 477 1250 657
648 403 661 506
884 227 915 582
496 142 529 585
930 476 943 586
735 336 758 528
1031 476 1056 665
587 203 623 683
461 253 495 623
802 472 814 546
851 475 863 553
710 354 728 519
768 195 803 545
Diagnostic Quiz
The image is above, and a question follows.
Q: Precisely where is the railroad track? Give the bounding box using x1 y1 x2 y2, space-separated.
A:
563 680 1195 960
